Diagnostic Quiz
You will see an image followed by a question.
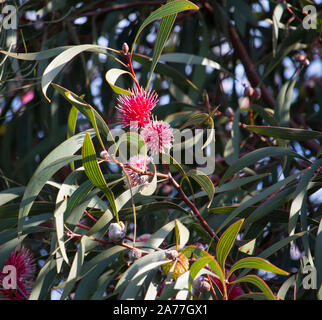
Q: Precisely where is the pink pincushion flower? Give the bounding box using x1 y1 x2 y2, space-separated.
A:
123 154 150 187
0 245 36 300
140 120 173 154
117 87 158 128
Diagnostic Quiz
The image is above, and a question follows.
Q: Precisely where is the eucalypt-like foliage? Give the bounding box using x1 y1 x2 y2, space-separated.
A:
183 219 289 300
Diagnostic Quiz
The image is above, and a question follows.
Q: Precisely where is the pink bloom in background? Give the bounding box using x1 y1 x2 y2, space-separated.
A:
136 233 151 242
211 273 244 300
21 91 35 105
0 245 36 300
123 154 150 187
117 87 158 128
140 120 173 154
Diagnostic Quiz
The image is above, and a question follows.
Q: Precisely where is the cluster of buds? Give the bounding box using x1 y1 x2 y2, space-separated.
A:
244 86 261 101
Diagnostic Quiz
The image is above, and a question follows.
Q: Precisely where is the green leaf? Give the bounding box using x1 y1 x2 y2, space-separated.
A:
272 3 286 57
139 162 157 196
174 219 190 250
60 236 89 300
131 0 199 54
216 219 244 270
160 53 234 78
29 258 57 300
144 219 185 250
274 77 297 127
132 53 201 95
82 132 118 220
208 206 289 224
113 132 146 158
228 257 289 278
277 275 296 300
54 198 69 265
18 155 81 236
115 250 166 296
188 256 224 294
53 83 112 148
67 106 79 170
216 172 300 233
41 44 116 101
246 125 322 141
219 147 309 186
105 68 134 95
231 275 276 300
0 46 72 60
0 187 25 207
120 260 168 299
147 0 177 88
259 232 306 260
186 169 215 207
245 185 295 225
215 173 270 194
250 105 278 126
289 159 322 236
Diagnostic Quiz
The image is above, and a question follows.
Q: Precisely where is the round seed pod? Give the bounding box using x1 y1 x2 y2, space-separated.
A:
192 276 211 293
128 248 142 262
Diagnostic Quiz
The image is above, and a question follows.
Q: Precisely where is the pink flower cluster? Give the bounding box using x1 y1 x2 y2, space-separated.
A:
117 87 173 155
117 86 174 187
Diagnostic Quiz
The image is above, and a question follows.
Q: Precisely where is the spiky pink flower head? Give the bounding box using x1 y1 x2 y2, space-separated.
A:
140 120 173 154
0 245 36 300
123 154 150 187
117 87 158 128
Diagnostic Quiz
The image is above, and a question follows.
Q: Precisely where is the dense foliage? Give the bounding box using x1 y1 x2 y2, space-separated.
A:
0 0 321 300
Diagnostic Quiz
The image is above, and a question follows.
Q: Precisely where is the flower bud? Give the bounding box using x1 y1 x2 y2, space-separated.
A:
165 249 179 261
192 276 211 293
100 150 109 160
108 221 126 243
122 43 129 55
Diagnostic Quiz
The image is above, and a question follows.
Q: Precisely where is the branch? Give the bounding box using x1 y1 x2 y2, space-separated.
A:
228 24 276 109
